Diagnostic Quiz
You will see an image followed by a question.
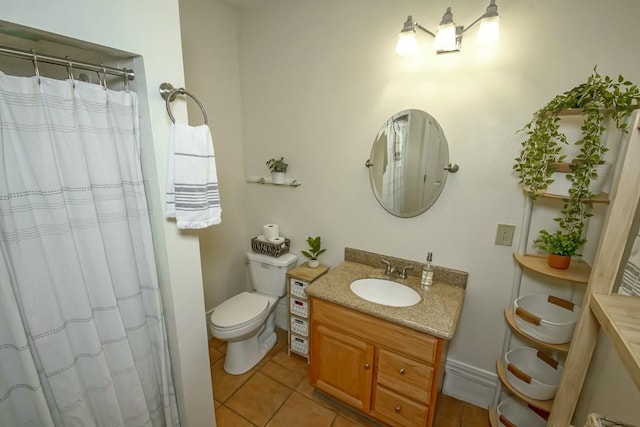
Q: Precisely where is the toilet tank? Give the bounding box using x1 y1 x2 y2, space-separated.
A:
246 252 298 297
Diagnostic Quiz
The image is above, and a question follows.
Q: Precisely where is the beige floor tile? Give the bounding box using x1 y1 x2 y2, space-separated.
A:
295 378 344 411
209 345 225 365
436 393 463 422
461 401 490 426
214 399 222 409
215 406 256 427
266 392 336 427
209 336 227 350
259 360 305 389
434 415 461 427
331 414 366 427
269 350 309 375
225 372 292 426
211 358 255 403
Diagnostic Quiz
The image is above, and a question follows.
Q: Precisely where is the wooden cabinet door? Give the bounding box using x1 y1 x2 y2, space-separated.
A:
310 323 374 411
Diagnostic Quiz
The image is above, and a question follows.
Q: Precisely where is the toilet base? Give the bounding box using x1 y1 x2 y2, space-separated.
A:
223 315 278 375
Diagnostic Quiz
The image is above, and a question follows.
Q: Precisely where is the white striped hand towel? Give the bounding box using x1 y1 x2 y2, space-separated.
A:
166 123 221 229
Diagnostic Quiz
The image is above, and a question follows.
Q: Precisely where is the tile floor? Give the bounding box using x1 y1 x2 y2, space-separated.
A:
209 329 489 427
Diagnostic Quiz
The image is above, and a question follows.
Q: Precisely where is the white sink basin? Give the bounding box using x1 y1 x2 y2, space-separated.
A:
349 278 421 307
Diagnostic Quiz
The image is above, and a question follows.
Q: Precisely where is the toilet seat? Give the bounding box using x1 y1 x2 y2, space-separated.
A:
211 291 270 330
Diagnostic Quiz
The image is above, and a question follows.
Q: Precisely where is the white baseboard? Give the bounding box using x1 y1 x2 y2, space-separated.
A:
442 358 498 409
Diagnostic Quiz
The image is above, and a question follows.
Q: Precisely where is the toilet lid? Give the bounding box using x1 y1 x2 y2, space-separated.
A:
210 292 270 329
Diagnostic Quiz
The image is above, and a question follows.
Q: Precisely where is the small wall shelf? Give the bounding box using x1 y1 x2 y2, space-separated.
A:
513 253 591 284
247 176 301 187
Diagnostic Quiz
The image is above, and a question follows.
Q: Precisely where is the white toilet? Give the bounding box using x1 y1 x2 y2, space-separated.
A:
209 251 297 374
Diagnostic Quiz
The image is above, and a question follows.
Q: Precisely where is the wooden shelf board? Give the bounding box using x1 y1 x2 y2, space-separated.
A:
504 308 570 353
589 293 640 390
513 253 591 284
488 406 498 426
496 360 554 413
522 188 610 204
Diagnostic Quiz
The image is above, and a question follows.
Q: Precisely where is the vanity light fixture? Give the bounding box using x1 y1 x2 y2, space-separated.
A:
395 0 499 56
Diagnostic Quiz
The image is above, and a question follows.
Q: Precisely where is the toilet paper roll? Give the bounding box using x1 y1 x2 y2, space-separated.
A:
269 236 286 245
263 224 279 241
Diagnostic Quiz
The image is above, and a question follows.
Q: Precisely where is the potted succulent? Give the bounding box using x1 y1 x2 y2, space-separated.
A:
514 69 640 265
533 230 586 269
266 157 288 184
302 236 326 268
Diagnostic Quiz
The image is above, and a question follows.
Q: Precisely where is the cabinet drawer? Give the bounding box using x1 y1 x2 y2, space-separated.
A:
377 348 433 404
289 278 309 299
311 298 438 364
372 385 428 427
290 297 309 318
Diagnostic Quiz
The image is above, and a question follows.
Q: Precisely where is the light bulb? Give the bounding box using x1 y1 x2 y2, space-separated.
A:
477 15 500 46
434 23 457 52
396 31 417 56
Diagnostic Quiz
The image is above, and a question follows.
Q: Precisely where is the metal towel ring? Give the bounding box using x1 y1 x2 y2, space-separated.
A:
159 82 208 125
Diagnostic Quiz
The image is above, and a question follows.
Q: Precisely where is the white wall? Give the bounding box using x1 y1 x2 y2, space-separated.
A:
178 0 251 311
1 1 215 425
178 0 640 421
189 0 640 415
233 0 640 380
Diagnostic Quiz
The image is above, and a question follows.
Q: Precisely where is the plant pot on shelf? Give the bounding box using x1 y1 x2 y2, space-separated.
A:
307 259 320 268
271 172 286 184
547 253 571 270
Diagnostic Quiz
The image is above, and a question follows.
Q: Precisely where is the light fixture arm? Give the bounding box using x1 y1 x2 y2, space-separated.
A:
414 22 436 38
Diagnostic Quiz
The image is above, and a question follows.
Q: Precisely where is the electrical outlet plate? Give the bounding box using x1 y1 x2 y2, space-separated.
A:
495 224 515 246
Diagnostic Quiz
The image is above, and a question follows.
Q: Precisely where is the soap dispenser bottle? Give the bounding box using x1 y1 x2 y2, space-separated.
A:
421 252 433 288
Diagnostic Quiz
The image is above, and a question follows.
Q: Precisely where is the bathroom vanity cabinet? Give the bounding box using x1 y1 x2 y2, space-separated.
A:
310 297 445 427
286 263 328 362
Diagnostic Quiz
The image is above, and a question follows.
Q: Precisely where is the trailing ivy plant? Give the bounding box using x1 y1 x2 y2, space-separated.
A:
514 68 640 254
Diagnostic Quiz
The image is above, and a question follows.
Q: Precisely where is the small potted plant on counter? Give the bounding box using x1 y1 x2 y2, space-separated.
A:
533 229 586 269
266 157 288 184
302 236 326 268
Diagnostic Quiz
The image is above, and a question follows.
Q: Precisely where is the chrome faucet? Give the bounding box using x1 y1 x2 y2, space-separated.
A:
381 258 395 276
399 265 414 279
381 259 414 279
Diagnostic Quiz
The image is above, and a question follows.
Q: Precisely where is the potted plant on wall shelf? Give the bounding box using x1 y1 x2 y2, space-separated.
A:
533 230 586 270
266 157 288 184
514 68 640 268
302 236 326 268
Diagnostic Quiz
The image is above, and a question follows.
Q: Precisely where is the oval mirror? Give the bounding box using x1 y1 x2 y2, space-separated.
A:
368 109 451 217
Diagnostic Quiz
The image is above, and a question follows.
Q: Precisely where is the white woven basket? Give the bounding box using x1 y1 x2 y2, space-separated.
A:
514 294 580 344
546 162 612 197
497 397 547 427
504 347 563 400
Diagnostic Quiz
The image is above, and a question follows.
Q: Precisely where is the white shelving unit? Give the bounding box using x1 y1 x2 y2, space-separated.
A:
490 110 631 426
286 263 328 362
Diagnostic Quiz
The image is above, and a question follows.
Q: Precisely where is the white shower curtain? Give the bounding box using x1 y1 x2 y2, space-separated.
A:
0 72 180 426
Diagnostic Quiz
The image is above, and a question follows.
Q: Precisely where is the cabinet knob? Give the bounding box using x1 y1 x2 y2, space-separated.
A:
399 367 405 375
395 405 401 413
364 363 370 369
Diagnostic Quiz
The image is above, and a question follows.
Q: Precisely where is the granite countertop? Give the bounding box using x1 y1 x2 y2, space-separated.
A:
305 261 466 340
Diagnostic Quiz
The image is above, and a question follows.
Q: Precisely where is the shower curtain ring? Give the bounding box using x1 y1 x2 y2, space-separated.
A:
31 49 41 85
100 64 107 90
65 57 75 89
123 68 130 92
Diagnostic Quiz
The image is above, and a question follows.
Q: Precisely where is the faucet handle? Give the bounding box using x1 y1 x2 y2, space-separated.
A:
381 258 393 275
400 265 414 279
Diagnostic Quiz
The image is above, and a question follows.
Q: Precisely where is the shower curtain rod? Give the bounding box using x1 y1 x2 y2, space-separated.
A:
0 45 134 80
